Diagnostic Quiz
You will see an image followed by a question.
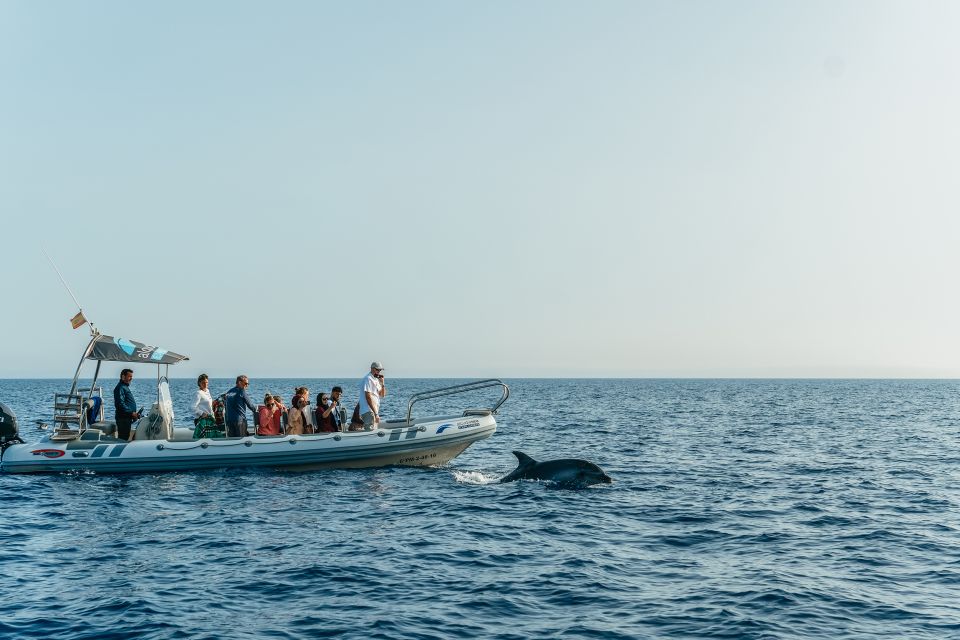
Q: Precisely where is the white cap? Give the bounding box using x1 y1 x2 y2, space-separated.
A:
371 361 384 371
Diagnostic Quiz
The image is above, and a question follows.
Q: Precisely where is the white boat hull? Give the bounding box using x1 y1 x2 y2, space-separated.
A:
0 414 496 474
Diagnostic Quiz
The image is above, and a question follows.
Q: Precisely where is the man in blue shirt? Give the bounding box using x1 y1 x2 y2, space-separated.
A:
113 368 140 441
224 375 258 437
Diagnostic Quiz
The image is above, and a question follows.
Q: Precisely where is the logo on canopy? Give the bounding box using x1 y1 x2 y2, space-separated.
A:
114 337 136 356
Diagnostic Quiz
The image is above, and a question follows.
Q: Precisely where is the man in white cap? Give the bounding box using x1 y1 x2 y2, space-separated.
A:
358 361 387 429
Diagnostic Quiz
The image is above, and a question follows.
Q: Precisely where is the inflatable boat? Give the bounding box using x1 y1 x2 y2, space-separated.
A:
0 330 508 474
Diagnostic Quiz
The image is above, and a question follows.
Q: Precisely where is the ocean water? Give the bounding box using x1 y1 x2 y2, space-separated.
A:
2 378 960 639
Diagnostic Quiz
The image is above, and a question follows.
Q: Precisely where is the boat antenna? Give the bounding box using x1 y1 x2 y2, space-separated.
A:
42 247 95 335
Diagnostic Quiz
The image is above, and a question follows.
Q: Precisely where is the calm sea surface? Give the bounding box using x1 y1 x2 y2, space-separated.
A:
2 378 960 639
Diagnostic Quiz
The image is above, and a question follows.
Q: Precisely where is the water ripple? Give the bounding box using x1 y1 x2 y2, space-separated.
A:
3 378 960 638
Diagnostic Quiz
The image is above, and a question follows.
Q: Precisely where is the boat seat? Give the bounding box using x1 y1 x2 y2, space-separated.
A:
170 427 196 442
89 421 117 436
50 429 81 441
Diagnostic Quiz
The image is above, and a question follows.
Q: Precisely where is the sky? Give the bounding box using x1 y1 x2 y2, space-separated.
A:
2 1 960 378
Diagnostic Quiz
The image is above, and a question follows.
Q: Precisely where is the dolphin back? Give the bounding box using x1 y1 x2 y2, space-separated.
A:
498 451 538 483
498 451 613 487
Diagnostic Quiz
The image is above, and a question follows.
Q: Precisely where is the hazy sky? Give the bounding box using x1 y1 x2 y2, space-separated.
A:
3 1 960 378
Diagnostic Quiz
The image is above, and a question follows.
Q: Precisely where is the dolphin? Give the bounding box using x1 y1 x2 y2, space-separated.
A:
499 451 612 488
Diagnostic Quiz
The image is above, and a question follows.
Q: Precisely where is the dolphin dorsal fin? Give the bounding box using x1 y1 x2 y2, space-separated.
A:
512 451 537 468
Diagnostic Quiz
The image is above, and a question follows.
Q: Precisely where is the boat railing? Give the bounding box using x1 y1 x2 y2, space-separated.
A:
405 379 509 426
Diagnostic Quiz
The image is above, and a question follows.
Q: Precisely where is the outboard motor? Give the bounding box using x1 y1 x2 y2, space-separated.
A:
0 400 24 456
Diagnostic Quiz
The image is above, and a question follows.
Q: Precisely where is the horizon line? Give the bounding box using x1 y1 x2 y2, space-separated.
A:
3 376 960 381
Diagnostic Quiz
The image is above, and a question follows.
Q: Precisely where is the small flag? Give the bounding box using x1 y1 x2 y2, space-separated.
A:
70 311 87 330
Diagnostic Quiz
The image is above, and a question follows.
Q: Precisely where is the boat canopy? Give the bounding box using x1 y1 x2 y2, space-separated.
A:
86 335 189 365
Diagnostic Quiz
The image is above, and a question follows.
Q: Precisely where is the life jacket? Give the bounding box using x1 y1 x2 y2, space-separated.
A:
212 398 225 426
86 396 102 426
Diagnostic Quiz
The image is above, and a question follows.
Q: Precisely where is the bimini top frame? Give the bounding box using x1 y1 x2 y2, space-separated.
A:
59 328 189 435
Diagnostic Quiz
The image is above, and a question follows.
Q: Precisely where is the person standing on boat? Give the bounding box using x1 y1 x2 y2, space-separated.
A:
359 362 386 429
192 374 214 422
113 368 140 441
192 374 216 438
224 375 258 437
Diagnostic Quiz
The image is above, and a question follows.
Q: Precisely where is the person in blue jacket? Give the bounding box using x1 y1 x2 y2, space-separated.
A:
113 368 140 441
224 375 258 437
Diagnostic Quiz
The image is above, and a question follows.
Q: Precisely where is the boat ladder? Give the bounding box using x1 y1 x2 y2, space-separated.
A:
51 386 103 441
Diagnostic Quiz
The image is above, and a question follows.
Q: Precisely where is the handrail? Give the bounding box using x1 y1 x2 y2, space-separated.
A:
405 379 509 425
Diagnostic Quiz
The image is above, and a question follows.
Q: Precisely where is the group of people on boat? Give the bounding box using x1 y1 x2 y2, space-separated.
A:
114 362 387 441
